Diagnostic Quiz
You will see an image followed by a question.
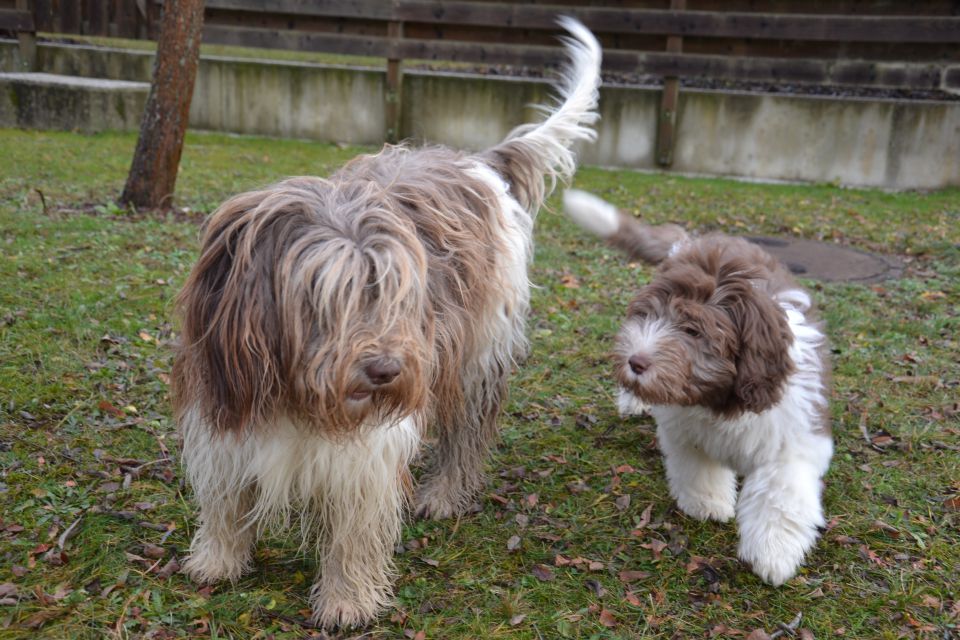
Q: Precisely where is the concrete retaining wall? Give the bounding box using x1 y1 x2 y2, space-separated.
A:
2 39 958 189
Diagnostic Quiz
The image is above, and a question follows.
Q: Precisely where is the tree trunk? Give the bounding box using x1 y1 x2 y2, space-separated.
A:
120 0 205 211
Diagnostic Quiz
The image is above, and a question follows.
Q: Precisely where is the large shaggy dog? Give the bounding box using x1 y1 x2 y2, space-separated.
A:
172 19 600 629
563 189 833 586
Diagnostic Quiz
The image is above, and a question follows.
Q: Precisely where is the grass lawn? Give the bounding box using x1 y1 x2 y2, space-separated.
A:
0 128 958 639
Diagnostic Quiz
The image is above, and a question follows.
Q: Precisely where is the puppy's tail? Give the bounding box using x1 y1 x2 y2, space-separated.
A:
484 16 601 214
562 189 688 265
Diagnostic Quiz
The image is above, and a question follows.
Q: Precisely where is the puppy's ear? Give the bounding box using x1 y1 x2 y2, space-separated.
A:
724 282 795 414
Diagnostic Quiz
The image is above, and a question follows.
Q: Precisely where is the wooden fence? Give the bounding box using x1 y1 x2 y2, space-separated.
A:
3 0 959 160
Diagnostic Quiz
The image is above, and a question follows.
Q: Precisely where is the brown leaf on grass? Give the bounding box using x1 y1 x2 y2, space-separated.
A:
746 630 771 640
98 399 125 418
709 623 744 637
615 494 631 511
531 564 555 581
944 495 960 511
142 543 166 559
509 614 526 626
624 590 641 606
615 464 636 474
585 579 606 598
11 566 27 578
859 544 889 567
0 584 17 600
155 558 180 580
798 630 815 640
641 538 668 560
618 570 651 583
506 535 521 552
23 609 62 629
554 554 571 567
524 493 538 508
560 273 580 288
598 608 618 627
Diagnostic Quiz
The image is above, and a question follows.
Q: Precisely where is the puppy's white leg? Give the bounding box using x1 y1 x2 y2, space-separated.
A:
736 458 826 586
309 417 420 630
617 388 650 416
180 410 257 583
657 425 737 522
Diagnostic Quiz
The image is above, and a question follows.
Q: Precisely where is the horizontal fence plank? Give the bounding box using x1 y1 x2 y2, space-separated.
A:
200 0 394 20
0 8 33 30
201 23 951 90
605 50 946 89
202 24 393 58
200 1 960 44
397 4 960 44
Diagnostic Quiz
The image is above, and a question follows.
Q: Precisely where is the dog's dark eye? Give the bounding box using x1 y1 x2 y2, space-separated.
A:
683 326 700 338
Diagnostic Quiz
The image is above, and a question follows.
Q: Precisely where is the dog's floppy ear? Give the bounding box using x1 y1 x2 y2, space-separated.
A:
719 276 795 414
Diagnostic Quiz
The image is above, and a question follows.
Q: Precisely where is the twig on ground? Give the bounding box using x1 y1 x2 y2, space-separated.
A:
57 514 84 550
769 612 803 638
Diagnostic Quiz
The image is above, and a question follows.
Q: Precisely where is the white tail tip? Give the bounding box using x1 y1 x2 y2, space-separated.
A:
562 189 621 238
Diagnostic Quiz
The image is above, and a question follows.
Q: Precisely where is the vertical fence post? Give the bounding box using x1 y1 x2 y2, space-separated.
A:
656 0 685 167
16 0 37 71
385 4 404 144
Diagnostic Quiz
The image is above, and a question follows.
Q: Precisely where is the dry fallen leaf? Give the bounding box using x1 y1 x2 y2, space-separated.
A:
598 608 617 627
618 570 651 583
531 564 555 581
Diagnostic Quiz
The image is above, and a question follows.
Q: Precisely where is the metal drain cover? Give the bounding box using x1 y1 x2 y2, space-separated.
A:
747 237 902 283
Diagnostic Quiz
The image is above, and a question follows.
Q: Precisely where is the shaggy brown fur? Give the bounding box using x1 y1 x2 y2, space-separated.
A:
614 234 798 417
173 18 601 629
172 147 517 438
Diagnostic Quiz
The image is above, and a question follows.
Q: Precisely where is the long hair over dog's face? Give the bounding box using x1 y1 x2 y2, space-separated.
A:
614 244 795 417
172 177 434 435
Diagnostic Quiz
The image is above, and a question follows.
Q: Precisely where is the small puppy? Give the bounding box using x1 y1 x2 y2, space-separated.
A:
563 189 833 586
172 20 600 629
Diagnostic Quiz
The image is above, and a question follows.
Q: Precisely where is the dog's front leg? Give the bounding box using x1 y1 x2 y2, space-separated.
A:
657 424 737 522
180 412 258 584
309 419 419 630
736 459 826 586
415 363 508 520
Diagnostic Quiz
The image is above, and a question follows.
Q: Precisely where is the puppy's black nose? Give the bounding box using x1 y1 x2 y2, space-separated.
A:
628 354 651 375
365 358 402 386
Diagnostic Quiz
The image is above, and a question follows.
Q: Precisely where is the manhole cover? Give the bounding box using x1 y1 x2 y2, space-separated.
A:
747 237 902 284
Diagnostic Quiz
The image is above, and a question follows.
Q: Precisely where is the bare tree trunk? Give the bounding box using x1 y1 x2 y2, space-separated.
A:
120 0 205 211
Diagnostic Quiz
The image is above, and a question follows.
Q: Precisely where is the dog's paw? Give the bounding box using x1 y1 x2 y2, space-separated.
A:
181 550 250 584
413 488 460 521
737 518 818 586
738 543 804 587
311 597 378 630
676 492 736 523
617 388 650 416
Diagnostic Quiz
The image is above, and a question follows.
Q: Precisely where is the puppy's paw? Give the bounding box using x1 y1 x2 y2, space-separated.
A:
676 492 736 523
738 542 803 587
617 388 650 417
737 518 818 586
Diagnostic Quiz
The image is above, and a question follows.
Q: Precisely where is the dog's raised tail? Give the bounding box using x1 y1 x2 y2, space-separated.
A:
563 189 688 265
484 17 601 214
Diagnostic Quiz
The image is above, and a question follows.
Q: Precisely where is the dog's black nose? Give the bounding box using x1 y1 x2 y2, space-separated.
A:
628 354 651 375
365 358 402 386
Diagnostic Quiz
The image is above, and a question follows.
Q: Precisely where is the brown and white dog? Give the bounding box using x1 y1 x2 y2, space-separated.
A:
172 20 600 629
563 189 832 586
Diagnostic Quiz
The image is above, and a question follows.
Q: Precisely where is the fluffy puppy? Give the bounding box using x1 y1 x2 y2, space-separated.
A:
563 189 832 586
172 19 601 629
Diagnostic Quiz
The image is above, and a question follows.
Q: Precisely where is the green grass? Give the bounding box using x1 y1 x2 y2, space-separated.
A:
1 128 958 639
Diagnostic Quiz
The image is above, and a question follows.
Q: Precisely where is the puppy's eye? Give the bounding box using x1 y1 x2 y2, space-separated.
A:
683 326 701 338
